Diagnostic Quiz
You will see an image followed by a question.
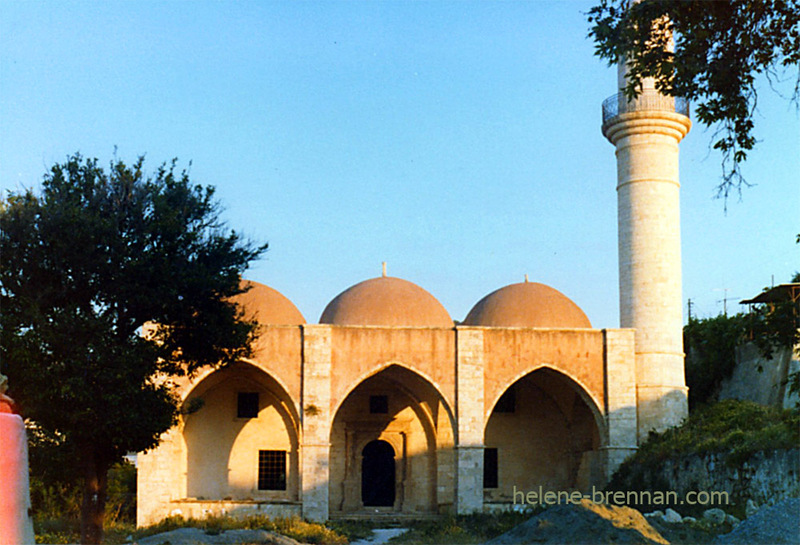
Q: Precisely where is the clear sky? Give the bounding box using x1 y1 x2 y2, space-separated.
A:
2 1 798 328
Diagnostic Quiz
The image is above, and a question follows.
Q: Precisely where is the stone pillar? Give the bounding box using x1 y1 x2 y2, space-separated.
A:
455 327 485 514
602 329 638 481
0 385 35 545
603 72 691 442
136 427 185 526
301 325 332 522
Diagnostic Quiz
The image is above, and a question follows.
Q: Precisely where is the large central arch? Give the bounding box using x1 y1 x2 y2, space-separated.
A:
329 363 456 515
483 367 604 505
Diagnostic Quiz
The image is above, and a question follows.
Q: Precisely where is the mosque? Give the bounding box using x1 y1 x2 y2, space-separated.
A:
137 73 693 525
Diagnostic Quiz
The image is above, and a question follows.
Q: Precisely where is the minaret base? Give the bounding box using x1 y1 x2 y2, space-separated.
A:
636 384 688 442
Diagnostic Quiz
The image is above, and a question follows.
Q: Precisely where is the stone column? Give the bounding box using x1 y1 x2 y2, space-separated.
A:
603 73 691 442
602 329 638 481
301 325 332 522
455 327 485 514
0 382 35 545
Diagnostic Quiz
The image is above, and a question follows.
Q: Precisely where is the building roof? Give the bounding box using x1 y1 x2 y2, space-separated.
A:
462 281 592 328
232 280 306 325
740 283 800 305
319 276 453 327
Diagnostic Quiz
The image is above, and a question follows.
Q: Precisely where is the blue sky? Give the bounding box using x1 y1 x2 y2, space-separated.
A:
2 1 798 327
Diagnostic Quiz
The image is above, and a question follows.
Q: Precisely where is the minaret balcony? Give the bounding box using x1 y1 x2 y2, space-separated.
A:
602 90 690 124
602 90 691 144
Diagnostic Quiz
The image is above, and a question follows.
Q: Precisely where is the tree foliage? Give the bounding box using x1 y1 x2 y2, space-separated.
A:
684 313 749 409
588 0 800 200
684 273 800 410
0 154 266 544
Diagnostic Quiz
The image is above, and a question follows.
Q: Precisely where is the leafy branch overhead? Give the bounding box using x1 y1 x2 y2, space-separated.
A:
588 0 800 200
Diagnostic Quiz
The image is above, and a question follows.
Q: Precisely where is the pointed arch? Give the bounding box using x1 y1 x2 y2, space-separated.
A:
331 361 456 438
485 363 606 442
181 360 301 501
182 359 300 428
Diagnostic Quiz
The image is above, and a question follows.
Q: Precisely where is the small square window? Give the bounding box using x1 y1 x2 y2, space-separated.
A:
237 392 259 419
484 447 498 489
494 387 516 413
258 450 286 490
369 395 388 414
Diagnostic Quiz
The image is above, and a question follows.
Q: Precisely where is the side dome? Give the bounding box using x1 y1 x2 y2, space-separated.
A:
320 276 452 327
231 280 306 325
463 281 591 328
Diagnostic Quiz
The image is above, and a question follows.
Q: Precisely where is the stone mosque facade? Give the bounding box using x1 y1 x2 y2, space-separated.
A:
138 75 692 525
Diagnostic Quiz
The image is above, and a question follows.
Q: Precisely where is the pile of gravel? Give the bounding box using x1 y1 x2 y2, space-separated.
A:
484 499 668 545
714 498 800 544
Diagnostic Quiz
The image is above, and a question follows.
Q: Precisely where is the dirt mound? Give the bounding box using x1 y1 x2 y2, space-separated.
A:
484 499 668 545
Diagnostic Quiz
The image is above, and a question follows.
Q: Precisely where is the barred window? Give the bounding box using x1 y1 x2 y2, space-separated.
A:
237 392 259 419
484 448 498 489
258 450 287 491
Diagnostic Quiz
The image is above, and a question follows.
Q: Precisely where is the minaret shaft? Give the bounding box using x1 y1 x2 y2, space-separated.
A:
603 90 691 441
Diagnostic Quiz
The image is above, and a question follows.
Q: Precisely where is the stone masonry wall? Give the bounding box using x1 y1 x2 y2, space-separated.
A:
616 448 799 510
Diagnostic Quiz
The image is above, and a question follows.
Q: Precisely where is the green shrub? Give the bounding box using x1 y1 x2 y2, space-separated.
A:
684 314 748 408
607 399 800 515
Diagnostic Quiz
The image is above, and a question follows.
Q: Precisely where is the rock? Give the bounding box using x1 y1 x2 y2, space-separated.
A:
484 499 668 544
726 514 740 525
644 510 664 520
663 508 682 523
703 508 727 525
745 499 759 518
683 516 697 524
133 527 302 545
715 498 800 544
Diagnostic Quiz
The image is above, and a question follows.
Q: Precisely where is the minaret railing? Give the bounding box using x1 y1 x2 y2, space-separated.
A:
602 90 689 124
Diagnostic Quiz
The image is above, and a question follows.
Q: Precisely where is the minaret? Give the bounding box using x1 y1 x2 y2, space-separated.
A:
602 65 691 441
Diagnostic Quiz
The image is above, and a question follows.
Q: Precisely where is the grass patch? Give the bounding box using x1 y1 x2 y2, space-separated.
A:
130 514 348 544
391 511 536 545
34 518 136 544
34 514 348 544
325 519 380 542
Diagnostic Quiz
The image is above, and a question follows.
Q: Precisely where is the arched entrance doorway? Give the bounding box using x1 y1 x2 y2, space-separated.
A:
361 440 396 507
329 364 456 515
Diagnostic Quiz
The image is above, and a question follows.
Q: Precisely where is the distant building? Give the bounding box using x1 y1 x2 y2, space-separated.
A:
718 283 800 409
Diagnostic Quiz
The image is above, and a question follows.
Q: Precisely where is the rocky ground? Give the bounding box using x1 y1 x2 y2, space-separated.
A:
127 499 799 545
132 527 304 545
484 498 799 545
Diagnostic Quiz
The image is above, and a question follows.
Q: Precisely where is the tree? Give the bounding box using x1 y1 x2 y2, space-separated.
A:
684 313 748 409
0 154 267 544
588 0 800 200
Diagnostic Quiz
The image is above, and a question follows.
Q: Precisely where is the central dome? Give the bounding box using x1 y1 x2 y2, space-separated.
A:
463 281 591 328
320 276 452 327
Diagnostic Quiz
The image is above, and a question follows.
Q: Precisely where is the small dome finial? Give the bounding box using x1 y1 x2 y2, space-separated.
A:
524 274 529 283
382 262 387 277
